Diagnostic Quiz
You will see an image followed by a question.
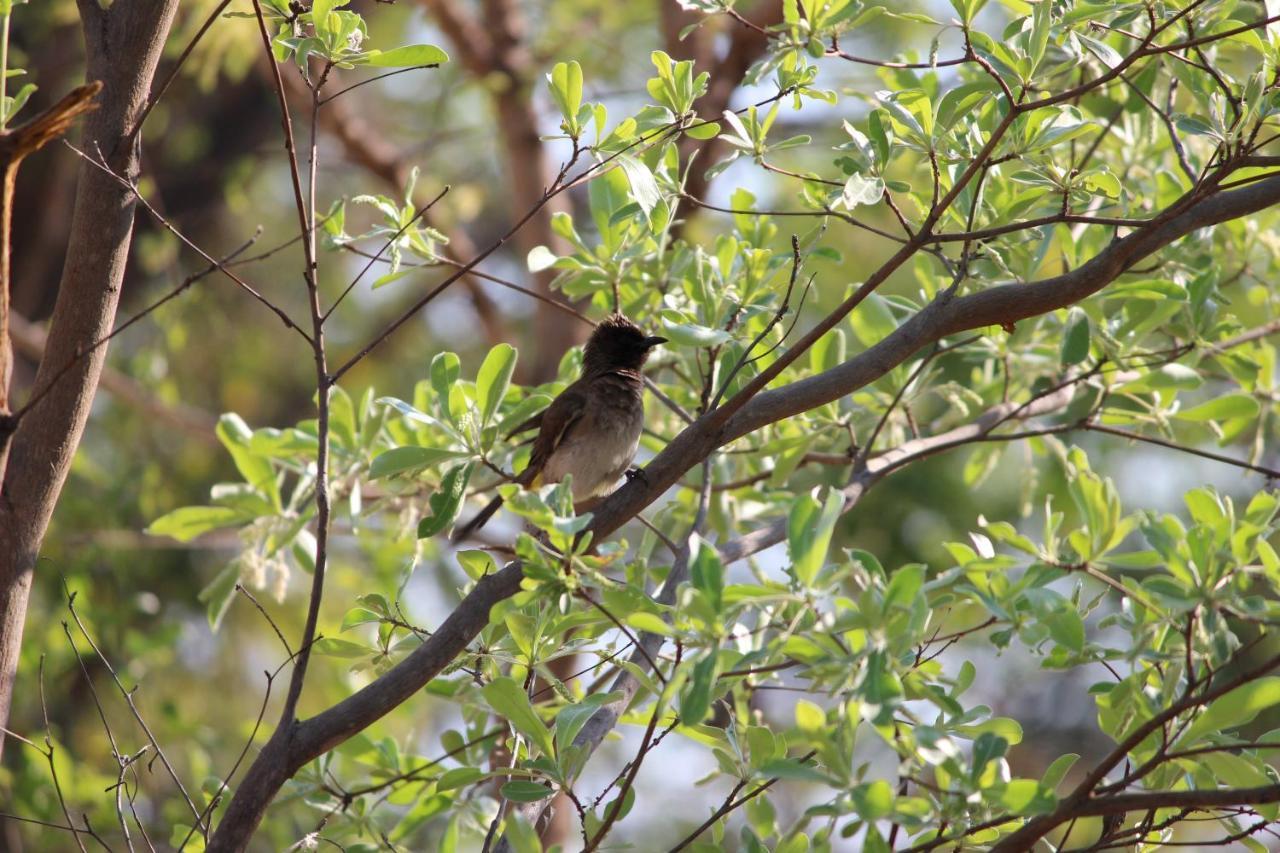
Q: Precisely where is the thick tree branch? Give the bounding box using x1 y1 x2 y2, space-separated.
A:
0 0 180 755
206 565 523 851
0 83 102 422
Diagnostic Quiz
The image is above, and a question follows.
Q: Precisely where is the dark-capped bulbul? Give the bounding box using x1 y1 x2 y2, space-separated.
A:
452 313 667 542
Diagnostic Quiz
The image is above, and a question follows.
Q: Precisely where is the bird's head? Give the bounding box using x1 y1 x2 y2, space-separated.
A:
583 313 667 372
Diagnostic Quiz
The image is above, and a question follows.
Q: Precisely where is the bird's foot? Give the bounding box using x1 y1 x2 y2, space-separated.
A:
624 467 649 487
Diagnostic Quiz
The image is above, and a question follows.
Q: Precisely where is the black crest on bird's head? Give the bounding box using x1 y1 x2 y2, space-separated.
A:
583 313 667 373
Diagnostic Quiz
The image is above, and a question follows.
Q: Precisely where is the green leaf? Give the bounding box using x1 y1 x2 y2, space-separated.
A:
2 82 35 124
849 294 896 348
148 506 250 542
437 766 486 792
625 612 674 636
852 780 894 821
363 44 447 67
995 779 1056 815
1083 170 1121 198
314 638 370 658
547 60 584 134
685 120 720 140
476 344 518 428
1182 678 1280 745
417 462 474 538
198 564 240 631
1177 393 1261 422
217 414 280 509
1174 115 1219 139
661 318 731 347
689 536 724 611
1060 308 1090 366
457 549 497 581
883 564 925 613
310 0 345 24
617 154 661 218
340 607 382 631
1041 753 1079 791
391 794 452 842
369 446 469 478
680 653 719 725
555 694 617 754
482 677 555 757
1077 32 1122 68
758 758 831 783
500 780 555 802
1028 0 1050 72
795 699 825 736
788 489 845 586
431 352 460 409
971 732 1008 780
527 245 558 272
841 174 885 208
503 812 544 853
588 166 631 248
1025 588 1085 651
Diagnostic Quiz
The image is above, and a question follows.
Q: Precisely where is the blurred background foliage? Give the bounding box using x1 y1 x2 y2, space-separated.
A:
4 0 1279 849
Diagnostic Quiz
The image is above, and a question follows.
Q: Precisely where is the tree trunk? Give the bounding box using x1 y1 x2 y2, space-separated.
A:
0 0 179 754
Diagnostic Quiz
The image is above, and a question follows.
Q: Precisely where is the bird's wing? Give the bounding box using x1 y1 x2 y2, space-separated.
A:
521 381 589 486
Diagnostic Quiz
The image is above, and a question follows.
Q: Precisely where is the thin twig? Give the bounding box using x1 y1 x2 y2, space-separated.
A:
1083 421 1280 479
38 656 89 853
13 230 261 421
64 141 312 342
64 590 205 830
319 64 442 105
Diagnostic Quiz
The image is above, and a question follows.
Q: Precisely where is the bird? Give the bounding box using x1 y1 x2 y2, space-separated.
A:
452 313 667 542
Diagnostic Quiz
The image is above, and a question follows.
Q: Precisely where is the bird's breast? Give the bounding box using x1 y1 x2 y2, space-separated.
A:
541 387 644 500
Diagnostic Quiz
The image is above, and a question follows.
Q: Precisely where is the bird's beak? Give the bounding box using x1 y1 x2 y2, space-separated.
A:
643 335 668 348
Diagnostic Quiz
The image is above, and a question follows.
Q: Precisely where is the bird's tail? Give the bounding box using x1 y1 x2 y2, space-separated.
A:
452 494 505 543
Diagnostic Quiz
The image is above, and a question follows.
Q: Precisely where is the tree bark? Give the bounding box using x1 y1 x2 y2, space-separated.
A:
0 0 179 754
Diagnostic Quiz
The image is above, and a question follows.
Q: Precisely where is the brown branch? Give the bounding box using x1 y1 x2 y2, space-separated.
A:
0 82 103 418
0 0 180 756
248 0 331 735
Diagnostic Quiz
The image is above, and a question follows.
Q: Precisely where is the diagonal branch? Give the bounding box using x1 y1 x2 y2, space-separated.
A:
208 164 1280 853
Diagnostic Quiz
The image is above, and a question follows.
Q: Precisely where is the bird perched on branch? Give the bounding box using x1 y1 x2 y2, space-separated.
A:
452 313 667 541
